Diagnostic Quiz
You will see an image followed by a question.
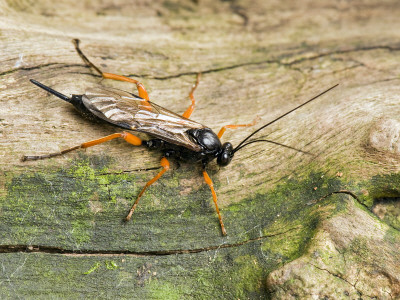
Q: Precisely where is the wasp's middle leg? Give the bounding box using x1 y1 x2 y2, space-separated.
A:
125 157 170 221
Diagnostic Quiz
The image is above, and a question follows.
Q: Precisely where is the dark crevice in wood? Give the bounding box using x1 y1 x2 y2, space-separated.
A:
308 190 360 206
0 226 300 256
0 63 82 77
2 44 399 80
97 166 162 175
310 190 373 215
127 44 400 80
309 263 364 297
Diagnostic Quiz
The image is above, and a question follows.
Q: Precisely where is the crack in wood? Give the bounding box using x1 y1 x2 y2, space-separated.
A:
309 262 364 297
129 44 400 80
0 63 81 77
97 166 162 175
308 190 360 206
0 226 300 256
2 44 399 80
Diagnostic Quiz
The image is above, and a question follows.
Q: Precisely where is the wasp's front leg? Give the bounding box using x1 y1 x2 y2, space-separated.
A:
217 116 260 139
202 170 227 236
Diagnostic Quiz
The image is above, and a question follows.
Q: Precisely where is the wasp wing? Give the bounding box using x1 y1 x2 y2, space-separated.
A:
81 86 206 152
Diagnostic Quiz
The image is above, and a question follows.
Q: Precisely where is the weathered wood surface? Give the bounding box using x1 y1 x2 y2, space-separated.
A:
1 0 400 298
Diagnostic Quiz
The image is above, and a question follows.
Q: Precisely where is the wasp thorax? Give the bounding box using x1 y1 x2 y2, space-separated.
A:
188 128 222 152
217 142 233 166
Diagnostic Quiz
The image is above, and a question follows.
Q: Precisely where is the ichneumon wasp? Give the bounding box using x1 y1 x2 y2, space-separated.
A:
24 39 338 235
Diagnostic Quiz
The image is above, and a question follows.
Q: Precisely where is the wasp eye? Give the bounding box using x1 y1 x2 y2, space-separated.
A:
218 152 231 166
217 142 233 166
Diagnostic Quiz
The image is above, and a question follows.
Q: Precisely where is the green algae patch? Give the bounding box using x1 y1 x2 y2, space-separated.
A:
260 221 316 266
231 255 264 297
353 173 400 230
223 172 344 239
357 173 400 206
70 220 92 245
105 260 119 270
148 281 184 300
2 153 400 298
83 262 101 275
67 159 97 180
0 153 139 249
0 157 362 250
3 154 399 250
83 260 119 275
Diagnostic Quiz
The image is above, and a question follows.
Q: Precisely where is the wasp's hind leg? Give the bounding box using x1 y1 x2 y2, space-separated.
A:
72 39 150 101
125 157 170 221
182 73 201 119
202 170 227 236
22 132 142 161
217 116 260 139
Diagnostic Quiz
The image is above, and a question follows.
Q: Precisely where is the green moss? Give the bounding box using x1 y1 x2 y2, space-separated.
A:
358 173 400 206
105 260 119 270
384 226 400 246
67 160 96 180
2 153 400 298
348 237 370 262
182 208 192 219
148 281 183 300
83 260 119 274
232 255 264 297
260 220 316 264
0 156 353 250
70 220 92 245
83 262 101 275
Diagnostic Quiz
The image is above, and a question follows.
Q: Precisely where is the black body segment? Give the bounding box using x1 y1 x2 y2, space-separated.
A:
30 79 71 102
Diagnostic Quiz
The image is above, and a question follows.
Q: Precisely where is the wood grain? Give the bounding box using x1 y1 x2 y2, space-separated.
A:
1 0 400 298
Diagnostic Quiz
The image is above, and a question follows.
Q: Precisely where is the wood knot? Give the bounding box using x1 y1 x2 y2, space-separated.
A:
368 118 400 154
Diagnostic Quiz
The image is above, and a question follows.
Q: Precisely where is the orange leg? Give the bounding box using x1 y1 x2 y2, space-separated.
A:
22 132 142 161
217 116 260 139
72 39 150 102
182 73 201 119
126 157 170 221
101 72 149 101
203 170 227 236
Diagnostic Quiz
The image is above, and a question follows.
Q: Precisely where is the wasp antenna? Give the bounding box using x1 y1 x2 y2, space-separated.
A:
233 84 339 152
30 79 71 103
233 139 315 156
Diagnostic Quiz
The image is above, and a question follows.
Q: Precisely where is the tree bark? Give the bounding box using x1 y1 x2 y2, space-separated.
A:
1 0 400 298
